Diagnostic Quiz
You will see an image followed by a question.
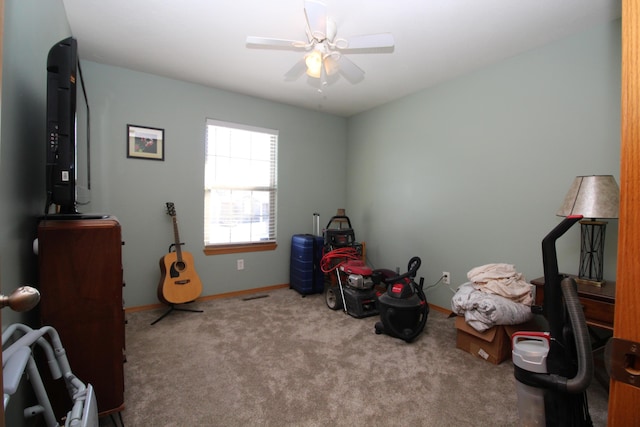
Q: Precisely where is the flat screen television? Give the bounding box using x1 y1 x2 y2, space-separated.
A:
45 37 91 215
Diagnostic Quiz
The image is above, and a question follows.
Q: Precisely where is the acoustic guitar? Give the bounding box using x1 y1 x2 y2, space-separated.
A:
157 202 203 305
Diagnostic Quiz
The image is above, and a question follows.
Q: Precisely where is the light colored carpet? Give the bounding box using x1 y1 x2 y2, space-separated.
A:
112 288 609 426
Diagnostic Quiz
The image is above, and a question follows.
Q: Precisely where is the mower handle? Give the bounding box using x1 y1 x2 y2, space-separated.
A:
325 215 352 230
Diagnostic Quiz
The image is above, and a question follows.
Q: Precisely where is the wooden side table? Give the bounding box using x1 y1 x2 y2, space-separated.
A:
530 275 615 331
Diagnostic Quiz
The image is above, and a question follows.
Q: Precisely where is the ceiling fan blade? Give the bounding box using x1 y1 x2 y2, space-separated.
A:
304 0 327 40
336 56 365 84
246 36 306 50
341 33 395 51
284 58 307 81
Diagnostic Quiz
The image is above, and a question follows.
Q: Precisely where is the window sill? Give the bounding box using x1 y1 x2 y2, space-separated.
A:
204 242 277 255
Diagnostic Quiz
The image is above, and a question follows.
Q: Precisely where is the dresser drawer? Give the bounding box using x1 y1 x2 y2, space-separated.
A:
580 297 614 330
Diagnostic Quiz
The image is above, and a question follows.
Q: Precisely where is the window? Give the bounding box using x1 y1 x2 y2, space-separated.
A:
204 119 278 254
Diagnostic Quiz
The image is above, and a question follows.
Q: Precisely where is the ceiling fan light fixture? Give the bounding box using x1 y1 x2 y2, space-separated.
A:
248 1 395 85
305 50 323 78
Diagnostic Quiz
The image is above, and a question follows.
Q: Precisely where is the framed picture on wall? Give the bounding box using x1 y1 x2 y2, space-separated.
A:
127 124 165 160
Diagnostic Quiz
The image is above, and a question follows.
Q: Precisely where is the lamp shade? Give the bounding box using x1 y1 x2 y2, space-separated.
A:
556 175 619 219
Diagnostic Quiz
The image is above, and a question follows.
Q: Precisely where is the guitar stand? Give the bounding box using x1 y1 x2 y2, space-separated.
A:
151 302 203 325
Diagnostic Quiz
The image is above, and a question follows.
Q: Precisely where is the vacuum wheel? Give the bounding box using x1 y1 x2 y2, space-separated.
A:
325 286 343 310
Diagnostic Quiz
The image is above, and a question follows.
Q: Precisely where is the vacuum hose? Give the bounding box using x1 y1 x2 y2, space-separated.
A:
380 257 421 285
519 276 593 393
559 276 594 393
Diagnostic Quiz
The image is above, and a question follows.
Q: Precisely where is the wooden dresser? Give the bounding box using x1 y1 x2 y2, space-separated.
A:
530 275 615 331
37 216 125 418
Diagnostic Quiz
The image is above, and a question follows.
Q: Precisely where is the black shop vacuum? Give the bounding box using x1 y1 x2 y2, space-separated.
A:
513 215 594 426
374 257 429 343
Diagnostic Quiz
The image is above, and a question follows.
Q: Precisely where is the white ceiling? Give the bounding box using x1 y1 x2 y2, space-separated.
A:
61 0 621 117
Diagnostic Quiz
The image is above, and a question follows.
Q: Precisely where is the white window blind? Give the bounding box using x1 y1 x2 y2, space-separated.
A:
204 119 278 247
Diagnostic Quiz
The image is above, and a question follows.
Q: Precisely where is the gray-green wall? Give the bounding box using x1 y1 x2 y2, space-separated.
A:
347 19 621 308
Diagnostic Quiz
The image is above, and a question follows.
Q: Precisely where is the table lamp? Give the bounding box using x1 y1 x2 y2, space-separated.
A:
556 175 619 286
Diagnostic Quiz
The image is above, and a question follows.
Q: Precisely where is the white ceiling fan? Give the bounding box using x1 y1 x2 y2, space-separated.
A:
246 0 394 87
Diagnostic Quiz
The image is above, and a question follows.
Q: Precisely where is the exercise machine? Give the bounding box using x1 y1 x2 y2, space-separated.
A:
513 215 594 426
2 286 99 427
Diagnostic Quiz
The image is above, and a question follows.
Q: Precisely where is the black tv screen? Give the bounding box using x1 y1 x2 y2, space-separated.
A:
45 37 78 214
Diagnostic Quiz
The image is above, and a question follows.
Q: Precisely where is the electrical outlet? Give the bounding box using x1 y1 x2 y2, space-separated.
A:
237 259 244 270
443 271 450 285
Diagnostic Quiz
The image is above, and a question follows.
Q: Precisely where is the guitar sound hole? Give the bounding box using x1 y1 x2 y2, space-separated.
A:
175 261 186 271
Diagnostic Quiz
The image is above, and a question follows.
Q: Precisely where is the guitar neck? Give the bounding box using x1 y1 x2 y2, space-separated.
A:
172 216 183 261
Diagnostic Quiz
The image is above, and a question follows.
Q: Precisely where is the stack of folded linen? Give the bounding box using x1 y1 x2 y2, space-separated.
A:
451 263 534 332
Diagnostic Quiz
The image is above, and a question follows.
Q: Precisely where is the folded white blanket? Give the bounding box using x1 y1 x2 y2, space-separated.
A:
467 263 533 306
451 282 534 332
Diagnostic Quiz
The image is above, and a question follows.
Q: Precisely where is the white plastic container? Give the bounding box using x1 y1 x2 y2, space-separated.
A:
512 331 550 427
